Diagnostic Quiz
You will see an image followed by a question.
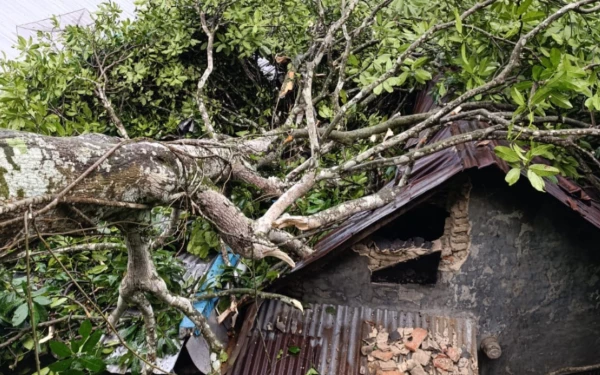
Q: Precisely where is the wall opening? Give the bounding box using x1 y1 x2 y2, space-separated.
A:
353 180 472 274
377 204 449 241
370 251 441 284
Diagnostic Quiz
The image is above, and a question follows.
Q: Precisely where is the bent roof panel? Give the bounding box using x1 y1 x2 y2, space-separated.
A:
291 119 600 274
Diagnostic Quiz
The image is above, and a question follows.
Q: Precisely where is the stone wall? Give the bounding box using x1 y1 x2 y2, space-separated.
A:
282 169 600 375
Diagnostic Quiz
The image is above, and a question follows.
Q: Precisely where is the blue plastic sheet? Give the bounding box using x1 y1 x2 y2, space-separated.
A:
180 250 240 330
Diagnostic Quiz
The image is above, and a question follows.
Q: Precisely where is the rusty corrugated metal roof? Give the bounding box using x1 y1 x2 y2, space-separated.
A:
226 300 478 375
290 100 600 274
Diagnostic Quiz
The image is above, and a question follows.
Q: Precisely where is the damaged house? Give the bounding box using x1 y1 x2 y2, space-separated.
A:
221 94 600 375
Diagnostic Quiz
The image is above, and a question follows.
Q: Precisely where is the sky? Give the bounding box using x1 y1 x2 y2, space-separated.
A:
0 0 136 60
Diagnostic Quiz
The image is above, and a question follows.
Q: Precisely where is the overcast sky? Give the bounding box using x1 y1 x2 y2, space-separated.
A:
0 0 136 60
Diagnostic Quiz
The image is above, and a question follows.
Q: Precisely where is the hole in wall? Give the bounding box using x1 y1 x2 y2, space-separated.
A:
370 251 441 284
376 203 449 241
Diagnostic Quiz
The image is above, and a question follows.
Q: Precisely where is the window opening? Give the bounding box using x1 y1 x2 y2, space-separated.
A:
370 251 441 284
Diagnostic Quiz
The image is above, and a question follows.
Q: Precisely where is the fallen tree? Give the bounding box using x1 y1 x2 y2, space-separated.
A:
1 0 600 373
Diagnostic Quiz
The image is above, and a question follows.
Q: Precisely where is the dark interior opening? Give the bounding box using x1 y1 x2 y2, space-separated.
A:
370 251 441 284
377 203 448 241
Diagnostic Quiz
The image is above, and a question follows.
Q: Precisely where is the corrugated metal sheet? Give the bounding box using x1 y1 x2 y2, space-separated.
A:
0 0 136 60
290 98 600 275
227 300 478 375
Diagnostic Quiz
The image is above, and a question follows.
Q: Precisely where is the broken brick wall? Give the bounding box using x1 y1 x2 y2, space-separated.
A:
283 169 600 375
352 179 472 273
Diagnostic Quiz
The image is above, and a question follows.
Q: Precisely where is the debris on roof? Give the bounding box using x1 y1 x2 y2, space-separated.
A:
225 300 478 375
362 325 477 375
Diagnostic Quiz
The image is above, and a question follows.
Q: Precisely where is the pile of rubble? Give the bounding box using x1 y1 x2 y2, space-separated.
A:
361 325 477 375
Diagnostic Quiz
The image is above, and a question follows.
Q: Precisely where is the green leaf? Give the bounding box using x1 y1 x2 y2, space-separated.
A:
510 87 525 107
530 144 555 159
396 71 409 87
219 351 229 363
373 84 383 95
49 341 72 359
266 270 280 281
414 69 432 83
33 296 52 306
494 146 520 163
505 168 521 186
318 105 332 119
516 0 533 15
78 355 106 373
593 95 600 111
522 10 546 23
50 297 68 308
460 44 471 73
305 368 319 375
71 337 82 354
412 57 428 69
288 345 301 355
11 303 28 326
529 164 560 177
60 369 85 375
383 80 393 93
79 320 92 340
454 8 462 34
512 144 527 161
23 337 35 350
549 92 572 109
49 358 75 372
347 55 358 67
87 264 108 275
82 330 102 353
527 169 546 192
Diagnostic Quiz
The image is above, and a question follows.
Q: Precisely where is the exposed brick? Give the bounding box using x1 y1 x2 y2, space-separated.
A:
412 349 431 366
454 217 469 225
445 346 461 362
451 242 468 252
379 360 398 371
404 328 428 352
372 350 394 361
409 364 427 375
391 342 410 356
452 224 469 233
376 370 404 375
376 330 389 344
433 354 453 371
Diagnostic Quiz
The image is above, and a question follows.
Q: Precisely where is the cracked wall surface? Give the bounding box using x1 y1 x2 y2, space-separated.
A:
283 170 600 375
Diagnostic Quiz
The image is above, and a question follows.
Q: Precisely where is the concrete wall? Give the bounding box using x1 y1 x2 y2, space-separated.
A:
283 170 600 374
